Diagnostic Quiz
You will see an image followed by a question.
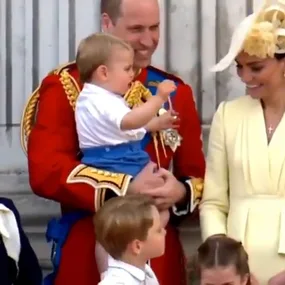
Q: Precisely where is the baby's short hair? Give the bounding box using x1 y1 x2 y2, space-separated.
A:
94 194 156 259
76 32 132 83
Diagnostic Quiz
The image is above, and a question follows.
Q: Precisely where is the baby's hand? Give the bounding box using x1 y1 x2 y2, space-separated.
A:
157 80 176 101
156 110 180 130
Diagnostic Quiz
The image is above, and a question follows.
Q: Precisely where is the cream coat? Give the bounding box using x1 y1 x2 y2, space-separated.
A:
200 95 285 285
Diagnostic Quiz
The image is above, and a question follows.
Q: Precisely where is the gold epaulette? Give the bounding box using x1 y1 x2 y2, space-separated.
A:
59 68 81 110
20 87 40 155
124 81 152 107
20 62 79 155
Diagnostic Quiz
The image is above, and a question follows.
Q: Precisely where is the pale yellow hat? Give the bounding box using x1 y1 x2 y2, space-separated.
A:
211 0 285 72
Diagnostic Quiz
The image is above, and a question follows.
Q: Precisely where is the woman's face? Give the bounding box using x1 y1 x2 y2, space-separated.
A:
200 265 248 285
235 51 285 100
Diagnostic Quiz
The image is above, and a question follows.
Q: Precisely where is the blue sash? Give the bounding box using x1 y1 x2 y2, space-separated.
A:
43 67 178 284
43 211 89 284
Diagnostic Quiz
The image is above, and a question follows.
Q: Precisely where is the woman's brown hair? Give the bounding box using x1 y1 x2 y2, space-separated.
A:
189 235 250 285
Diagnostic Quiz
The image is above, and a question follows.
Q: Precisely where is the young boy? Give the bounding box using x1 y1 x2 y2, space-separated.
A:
94 194 166 285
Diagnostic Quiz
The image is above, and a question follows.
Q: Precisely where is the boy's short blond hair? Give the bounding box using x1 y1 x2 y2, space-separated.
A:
94 194 156 259
76 33 132 83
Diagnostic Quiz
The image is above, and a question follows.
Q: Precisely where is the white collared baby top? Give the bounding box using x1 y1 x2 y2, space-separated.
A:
75 83 146 149
98 255 159 285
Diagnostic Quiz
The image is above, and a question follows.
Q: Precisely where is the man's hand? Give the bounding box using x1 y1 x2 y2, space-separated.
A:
127 162 164 194
128 164 186 211
142 168 186 210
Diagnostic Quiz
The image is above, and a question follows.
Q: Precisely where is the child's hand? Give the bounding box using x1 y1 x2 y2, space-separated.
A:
145 110 180 132
156 110 180 130
157 80 176 101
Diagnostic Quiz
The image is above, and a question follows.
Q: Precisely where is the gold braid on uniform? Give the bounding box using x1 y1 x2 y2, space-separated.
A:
20 88 40 155
20 63 80 155
124 81 153 106
124 81 165 167
59 69 80 110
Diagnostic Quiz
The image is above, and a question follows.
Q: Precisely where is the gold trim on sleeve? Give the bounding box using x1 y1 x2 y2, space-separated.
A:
67 164 132 210
20 63 79 156
20 88 40 155
186 177 204 212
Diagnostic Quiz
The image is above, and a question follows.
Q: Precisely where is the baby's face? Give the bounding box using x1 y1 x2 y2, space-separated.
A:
107 48 135 95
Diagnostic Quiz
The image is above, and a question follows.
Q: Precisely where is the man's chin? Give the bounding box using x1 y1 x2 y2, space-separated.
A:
134 58 152 70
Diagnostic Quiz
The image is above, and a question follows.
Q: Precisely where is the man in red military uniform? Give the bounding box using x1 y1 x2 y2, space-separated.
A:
21 0 205 284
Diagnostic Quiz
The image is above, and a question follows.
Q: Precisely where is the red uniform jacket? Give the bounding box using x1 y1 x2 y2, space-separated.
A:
22 62 205 285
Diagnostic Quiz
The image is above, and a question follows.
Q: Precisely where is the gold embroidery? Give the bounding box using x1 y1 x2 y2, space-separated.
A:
59 69 80 110
20 88 40 155
185 177 204 213
20 62 78 155
191 178 204 201
52 61 76 75
147 81 159 87
124 81 152 107
67 164 132 210
95 187 108 211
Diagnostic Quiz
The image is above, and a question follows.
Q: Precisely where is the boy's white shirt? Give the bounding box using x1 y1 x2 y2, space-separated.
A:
98 255 159 285
75 83 146 149
0 204 21 263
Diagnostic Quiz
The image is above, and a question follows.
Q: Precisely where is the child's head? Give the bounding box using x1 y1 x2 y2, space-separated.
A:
189 235 250 285
76 33 134 94
94 194 166 262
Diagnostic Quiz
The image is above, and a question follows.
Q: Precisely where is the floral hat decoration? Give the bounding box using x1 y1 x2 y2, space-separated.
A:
211 0 285 72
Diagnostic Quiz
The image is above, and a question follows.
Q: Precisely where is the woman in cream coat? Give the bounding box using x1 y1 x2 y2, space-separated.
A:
200 1 285 284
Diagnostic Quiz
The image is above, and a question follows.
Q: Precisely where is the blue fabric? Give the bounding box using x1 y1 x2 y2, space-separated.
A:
43 211 89 285
81 141 150 177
